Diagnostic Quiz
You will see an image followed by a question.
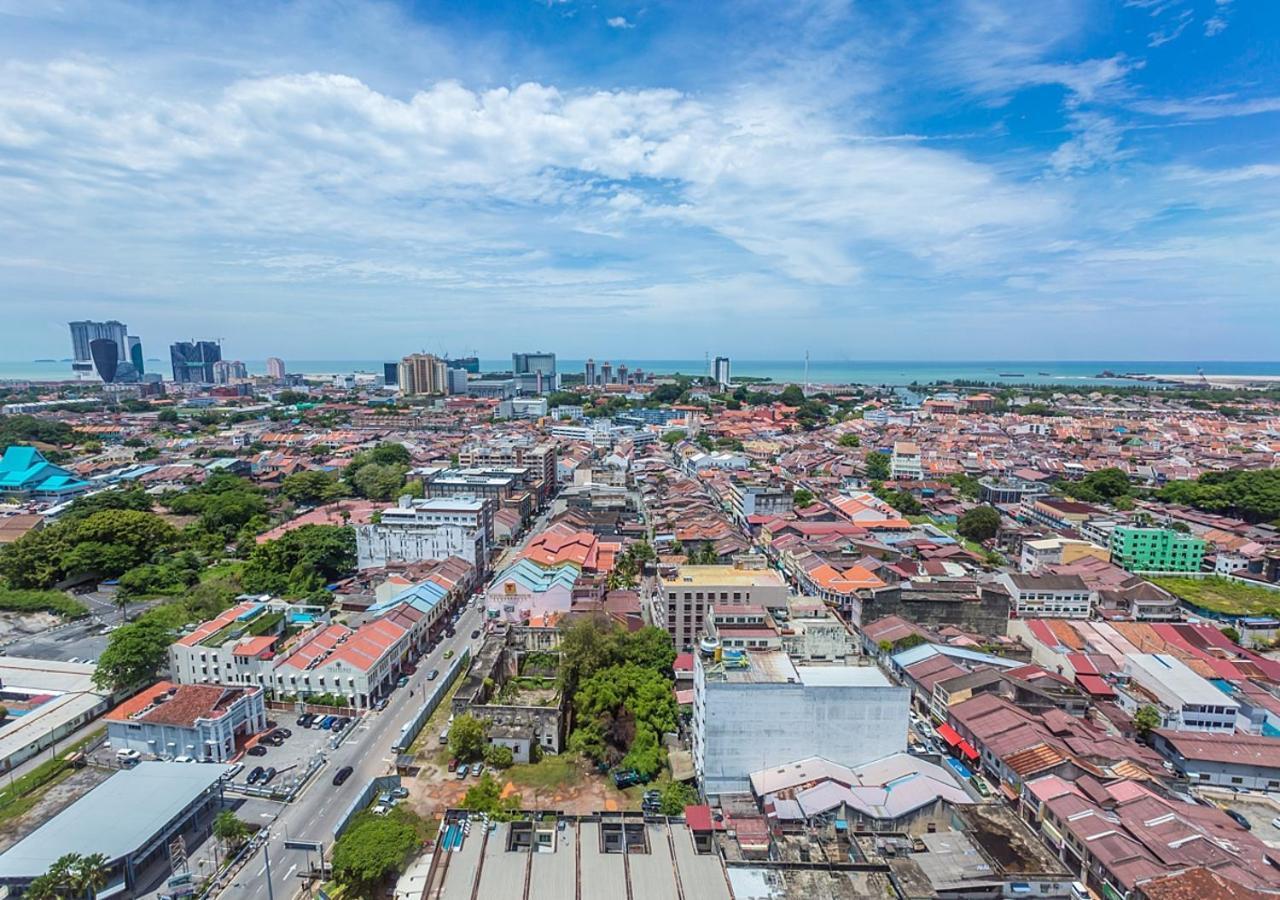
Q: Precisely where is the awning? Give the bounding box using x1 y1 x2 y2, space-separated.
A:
957 740 979 761
936 723 963 747
1075 674 1116 698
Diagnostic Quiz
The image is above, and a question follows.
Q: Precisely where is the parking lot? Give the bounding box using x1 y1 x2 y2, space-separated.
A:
228 714 359 793
1217 794 1280 846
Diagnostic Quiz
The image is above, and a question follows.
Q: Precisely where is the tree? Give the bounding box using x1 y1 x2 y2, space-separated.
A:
241 525 355 596
864 452 891 481
838 433 860 448
618 626 677 673
660 429 686 446
92 618 174 691
483 743 514 769
461 772 521 819
281 470 346 506
213 810 250 849
74 852 109 899
889 490 922 516
792 488 815 508
658 780 699 816
957 506 1001 543
331 811 419 896
62 487 153 522
1134 704 1161 741
351 462 408 501
569 661 678 776
1065 467 1131 504
449 715 488 762
1221 626 1241 645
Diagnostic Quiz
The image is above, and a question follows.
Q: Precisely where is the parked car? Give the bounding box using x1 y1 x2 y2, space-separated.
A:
390 786 409 799
116 748 141 763
247 745 268 757
470 630 480 639
1227 809 1252 830
472 763 485 778
296 713 312 727
397 676 409 688
456 764 469 779
448 758 459 772
260 767 277 785
443 650 454 659
277 728 292 739
376 698 389 711
319 715 335 730
427 669 439 681
247 766 265 784
332 765 354 786
332 717 349 732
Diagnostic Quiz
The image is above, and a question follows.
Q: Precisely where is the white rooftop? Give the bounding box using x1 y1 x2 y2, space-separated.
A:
1125 653 1239 708
795 665 892 688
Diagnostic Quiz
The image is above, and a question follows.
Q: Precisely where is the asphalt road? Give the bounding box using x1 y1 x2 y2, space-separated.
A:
1 592 163 663
220 604 486 900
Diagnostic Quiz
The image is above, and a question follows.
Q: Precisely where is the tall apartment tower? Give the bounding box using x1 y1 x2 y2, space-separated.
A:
584 358 596 387
170 341 222 383
266 357 287 380
69 320 128 375
398 353 449 396
512 351 556 377
600 361 613 384
618 363 629 384
713 356 731 388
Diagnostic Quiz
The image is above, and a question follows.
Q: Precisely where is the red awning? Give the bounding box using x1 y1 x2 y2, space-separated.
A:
957 740 979 761
1076 674 1116 698
936 723 963 747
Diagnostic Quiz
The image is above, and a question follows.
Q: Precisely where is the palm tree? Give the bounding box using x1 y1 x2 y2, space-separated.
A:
114 592 130 623
75 853 109 899
44 852 81 899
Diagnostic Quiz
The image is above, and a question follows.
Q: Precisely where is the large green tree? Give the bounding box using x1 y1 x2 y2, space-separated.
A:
1158 468 1280 524
864 452 891 481
957 506 1001 543
280 470 346 506
93 618 174 691
331 811 418 896
448 715 488 762
240 525 355 596
0 508 179 589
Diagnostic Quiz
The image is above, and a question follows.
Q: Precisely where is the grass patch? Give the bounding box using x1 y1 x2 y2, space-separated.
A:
0 589 88 619
505 755 578 792
0 728 103 826
202 560 245 583
1152 576 1280 617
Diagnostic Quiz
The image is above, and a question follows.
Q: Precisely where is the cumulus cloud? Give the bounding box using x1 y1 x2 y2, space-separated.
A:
606 16 634 29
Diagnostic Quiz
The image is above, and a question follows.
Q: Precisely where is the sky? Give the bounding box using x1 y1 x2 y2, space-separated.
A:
1 0 1279 361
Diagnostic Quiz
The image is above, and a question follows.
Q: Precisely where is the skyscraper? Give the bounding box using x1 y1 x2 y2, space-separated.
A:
600 361 613 384
89 339 121 383
398 353 449 395
618 363 629 384
512 352 556 377
68 320 128 375
584 358 596 387
266 357 286 380
213 360 248 384
714 356 731 388
170 341 222 383
127 336 145 376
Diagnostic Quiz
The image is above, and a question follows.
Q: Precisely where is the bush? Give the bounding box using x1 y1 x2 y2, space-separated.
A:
0 589 88 618
484 744 514 769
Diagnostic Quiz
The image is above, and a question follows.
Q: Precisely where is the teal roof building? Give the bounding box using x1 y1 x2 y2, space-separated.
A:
0 446 90 500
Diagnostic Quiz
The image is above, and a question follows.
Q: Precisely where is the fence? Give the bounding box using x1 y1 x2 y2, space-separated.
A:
392 647 471 754
333 774 404 839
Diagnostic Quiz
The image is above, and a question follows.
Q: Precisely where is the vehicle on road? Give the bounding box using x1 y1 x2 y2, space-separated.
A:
397 676 409 688
427 669 439 681
1226 809 1252 830
443 650 454 659
440 728 450 746
470 629 480 639
332 765 354 786
376 698 389 711
247 766 265 784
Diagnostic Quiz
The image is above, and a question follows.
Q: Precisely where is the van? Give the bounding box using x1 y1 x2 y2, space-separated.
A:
440 728 450 746
1069 883 1089 900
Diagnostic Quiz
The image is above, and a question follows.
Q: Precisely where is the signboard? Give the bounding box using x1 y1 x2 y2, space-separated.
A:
284 839 324 853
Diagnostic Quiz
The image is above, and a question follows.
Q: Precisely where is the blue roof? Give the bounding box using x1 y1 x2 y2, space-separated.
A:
368 580 448 617
490 559 579 593
0 445 88 494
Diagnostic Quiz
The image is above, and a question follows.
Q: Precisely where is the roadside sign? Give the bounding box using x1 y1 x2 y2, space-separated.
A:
284 839 324 852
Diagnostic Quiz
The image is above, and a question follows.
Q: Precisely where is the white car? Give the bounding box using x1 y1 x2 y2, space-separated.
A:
116 748 142 763
172 755 195 763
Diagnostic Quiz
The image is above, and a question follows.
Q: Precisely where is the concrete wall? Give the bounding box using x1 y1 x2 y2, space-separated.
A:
851 587 1011 635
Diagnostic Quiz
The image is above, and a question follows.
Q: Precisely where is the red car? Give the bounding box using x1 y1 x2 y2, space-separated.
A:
447 758 458 772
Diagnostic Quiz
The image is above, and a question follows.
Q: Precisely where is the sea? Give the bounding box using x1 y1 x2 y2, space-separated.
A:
3 359 1279 387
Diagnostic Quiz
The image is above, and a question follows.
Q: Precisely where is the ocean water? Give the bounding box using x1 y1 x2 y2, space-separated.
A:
3 358 1279 387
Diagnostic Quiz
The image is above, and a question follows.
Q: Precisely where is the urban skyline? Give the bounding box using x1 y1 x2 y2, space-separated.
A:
2 2 1279 359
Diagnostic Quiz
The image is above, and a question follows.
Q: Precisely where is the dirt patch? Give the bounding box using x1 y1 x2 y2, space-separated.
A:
0 764 115 851
403 754 636 818
0 610 62 641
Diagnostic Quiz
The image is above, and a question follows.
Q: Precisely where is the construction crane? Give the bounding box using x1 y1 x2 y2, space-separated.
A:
1197 366 1210 387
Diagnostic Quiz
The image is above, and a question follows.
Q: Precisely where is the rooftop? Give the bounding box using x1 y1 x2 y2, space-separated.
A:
0 762 230 877
662 565 785 587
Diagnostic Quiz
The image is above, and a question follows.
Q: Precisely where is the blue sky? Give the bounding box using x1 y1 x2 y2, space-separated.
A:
1 0 1278 360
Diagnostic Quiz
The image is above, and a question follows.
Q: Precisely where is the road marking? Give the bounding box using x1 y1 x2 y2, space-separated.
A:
286 864 297 878
256 864 267 876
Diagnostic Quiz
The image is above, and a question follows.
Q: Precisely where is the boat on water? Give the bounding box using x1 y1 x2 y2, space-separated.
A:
1037 371 1052 376
998 372 1024 377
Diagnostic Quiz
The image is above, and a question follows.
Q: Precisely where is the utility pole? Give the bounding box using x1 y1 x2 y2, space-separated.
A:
263 841 276 900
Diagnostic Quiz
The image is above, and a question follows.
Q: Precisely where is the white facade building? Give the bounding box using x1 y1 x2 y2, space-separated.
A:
355 497 492 570
106 682 267 762
692 649 908 796
1123 653 1241 733
890 441 924 480
997 572 1095 619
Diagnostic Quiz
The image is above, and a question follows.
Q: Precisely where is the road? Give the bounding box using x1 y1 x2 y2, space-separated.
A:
220 604 486 900
1 591 163 663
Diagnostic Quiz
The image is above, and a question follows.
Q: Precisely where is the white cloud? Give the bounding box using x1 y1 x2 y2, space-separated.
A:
1136 94 1280 120
606 16 634 29
1050 113 1127 173
1147 8 1192 47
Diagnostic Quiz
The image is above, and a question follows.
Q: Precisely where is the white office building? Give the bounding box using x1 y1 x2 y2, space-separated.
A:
355 496 492 570
1123 653 1241 733
693 649 908 796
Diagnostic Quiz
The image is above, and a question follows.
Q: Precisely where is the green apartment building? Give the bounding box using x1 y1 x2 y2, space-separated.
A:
1109 526 1205 572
